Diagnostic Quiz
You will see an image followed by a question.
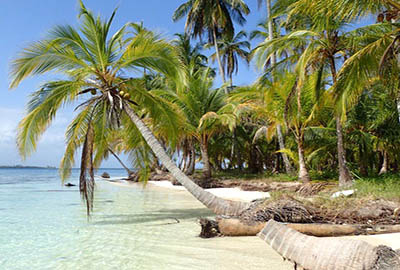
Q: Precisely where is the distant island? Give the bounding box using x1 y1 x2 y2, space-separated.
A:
0 165 57 169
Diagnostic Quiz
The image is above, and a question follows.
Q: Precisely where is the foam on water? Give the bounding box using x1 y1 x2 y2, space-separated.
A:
0 168 292 270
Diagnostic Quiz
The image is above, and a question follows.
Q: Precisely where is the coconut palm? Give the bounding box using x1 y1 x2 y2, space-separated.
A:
161 66 225 179
230 71 330 182
10 1 249 216
209 30 250 88
252 0 295 175
172 0 250 87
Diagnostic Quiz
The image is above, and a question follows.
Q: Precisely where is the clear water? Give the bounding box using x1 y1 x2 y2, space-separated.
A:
0 168 291 270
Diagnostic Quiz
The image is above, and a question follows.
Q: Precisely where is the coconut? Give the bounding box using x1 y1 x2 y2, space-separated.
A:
378 13 384 23
90 89 97 95
123 93 131 99
119 90 125 96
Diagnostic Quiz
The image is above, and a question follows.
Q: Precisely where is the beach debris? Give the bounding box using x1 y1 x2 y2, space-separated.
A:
199 218 220 238
101 172 110 178
297 182 331 196
259 220 400 270
208 197 400 237
64 183 76 187
331 189 355 198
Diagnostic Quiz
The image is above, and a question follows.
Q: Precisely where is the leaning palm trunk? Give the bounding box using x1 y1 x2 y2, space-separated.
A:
123 103 249 216
259 220 400 270
108 147 133 175
336 116 353 187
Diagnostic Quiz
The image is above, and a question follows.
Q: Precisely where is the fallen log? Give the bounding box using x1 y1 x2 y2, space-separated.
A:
259 220 400 270
216 217 400 237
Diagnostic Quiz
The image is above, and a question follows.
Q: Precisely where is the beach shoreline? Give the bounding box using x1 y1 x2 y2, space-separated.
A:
107 178 271 202
106 177 400 251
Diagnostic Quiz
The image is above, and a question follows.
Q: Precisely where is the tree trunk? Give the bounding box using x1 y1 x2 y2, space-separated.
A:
266 0 294 176
330 55 353 187
379 151 389 175
200 140 212 179
277 125 294 175
212 27 226 90
336 116 353 187
108 147 133 175
397 93 400 124
359 145 368 176
297 135 311 183
187 147 195 175
259 220 400 270
123 103 249 215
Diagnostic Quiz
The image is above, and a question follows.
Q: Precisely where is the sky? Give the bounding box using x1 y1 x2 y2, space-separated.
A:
0 0 265 168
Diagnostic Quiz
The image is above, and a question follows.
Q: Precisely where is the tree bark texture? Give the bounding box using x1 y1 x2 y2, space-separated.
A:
200 140 212 179
259 220 400 270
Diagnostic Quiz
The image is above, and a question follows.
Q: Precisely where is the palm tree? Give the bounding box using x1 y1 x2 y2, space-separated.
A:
10 1 250 216
230 71 329 182
252 0 295 175
162 66 225 179
172 0 250 88
254 4 356 185
209 30 250 88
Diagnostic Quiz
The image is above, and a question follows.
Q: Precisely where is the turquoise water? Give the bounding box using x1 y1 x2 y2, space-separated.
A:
0 168 291 270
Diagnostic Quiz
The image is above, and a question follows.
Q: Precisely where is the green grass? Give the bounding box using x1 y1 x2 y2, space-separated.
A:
207 169 400 202
210 170 297 182
353 174 400 202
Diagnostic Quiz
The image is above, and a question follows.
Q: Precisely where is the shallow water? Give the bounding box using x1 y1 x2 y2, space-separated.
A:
0 168 292 270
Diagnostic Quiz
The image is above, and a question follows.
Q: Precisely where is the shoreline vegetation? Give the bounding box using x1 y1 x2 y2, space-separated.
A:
10 0 400 268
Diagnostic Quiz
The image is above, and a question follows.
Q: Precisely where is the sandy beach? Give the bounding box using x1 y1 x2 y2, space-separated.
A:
109 178 400 267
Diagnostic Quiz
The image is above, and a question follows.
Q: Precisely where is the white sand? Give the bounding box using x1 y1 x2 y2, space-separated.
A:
109 179 270 202
107 178 400 251
146 180 270 202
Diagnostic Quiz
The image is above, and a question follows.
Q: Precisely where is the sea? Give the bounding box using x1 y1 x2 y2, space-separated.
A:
0 168 291 270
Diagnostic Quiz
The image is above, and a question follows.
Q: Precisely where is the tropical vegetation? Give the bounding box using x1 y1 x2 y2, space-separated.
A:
10 0 400 215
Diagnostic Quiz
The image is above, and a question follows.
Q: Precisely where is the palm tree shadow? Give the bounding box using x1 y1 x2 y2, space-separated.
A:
92 208 214 225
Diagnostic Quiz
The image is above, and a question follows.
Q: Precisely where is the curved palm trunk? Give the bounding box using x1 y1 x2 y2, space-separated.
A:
108 147 133 175
123 103 249 216
200 140 212 179
259 220 400 270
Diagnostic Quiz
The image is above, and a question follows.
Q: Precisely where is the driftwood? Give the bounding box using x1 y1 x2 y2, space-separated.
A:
259 220 400 270
216 217 400 237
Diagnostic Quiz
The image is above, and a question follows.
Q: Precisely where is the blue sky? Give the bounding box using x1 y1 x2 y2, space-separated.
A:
0 0 265 167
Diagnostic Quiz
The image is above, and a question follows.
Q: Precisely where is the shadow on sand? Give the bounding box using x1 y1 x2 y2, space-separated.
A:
92 207 214 226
